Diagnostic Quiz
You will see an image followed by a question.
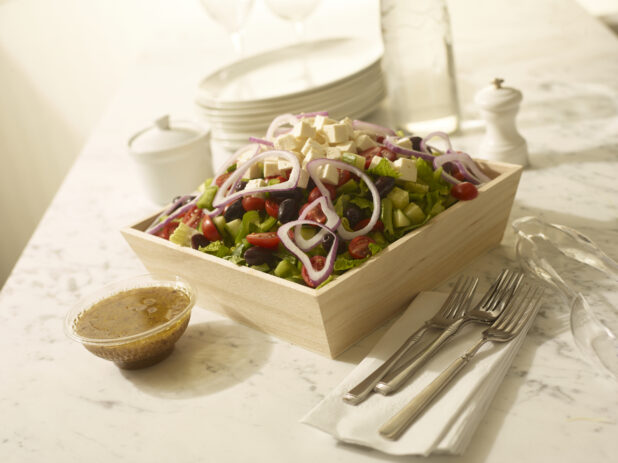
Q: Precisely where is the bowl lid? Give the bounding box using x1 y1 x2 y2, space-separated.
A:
130 115 206 153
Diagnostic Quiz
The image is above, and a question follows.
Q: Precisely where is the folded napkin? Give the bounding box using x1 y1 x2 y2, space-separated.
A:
301 291 534 456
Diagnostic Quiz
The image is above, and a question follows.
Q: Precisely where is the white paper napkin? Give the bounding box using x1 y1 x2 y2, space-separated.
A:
301 291 534 456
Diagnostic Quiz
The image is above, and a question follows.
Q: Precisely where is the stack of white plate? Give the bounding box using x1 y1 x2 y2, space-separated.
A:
196 37 385 150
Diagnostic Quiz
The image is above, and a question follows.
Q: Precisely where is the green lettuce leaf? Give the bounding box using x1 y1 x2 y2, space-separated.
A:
199 240 231 258
368 158 400 178
169 222 197 247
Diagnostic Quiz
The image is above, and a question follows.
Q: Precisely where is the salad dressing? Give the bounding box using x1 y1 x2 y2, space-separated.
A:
74 286 190 339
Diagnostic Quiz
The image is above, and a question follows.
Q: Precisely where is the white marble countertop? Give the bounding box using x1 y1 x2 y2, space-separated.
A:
1 0 617 461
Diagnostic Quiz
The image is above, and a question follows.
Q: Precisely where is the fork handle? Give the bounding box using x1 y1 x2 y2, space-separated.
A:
342 324 429 405
375 318 466 395
379 338 486 441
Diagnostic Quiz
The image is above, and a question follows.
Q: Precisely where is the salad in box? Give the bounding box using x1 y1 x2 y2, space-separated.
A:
144 112 491 288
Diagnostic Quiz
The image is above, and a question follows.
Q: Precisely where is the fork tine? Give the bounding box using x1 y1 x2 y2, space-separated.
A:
439 275 466 315
475 268 509 308
494 284 543 332
445 276 475 318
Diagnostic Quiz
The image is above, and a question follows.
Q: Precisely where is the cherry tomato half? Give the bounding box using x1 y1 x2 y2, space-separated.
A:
307 184 336 203
348 235 376 259
157 220 180 240
181 205 202 229
265 199 279 218
215 172 232 187
242 196 266 211
353 218 384 232
450 182 478 201
246 232 280 249
299 202 327 224
301 255 327 288
200 214 221 242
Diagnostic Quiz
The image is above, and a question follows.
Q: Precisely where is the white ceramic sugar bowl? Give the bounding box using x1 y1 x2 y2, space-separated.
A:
475 78 529 166
129 115 212 205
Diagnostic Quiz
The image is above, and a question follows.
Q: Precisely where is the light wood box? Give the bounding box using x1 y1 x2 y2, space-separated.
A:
121 160 522 358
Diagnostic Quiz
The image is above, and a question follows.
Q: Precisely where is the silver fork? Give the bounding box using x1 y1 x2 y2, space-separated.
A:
379 284 544 441
375 269 524 395
342 275 478 405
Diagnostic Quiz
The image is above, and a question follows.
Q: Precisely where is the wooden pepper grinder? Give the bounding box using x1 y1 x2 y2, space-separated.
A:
475 78 529 166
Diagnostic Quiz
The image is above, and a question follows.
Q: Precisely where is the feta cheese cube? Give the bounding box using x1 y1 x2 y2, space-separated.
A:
292 120 316 139
323 123 350 144
236 147 257 166
326 146 343 160
296 168 310 189
393 158 417 182
277 151 302 171
245 161 262 179
245 178 268 191
318 163 339 185
336 140 357 154
300 138 325 156
393 137 412 150
263 159 281 177
313 114 336 131
353 129 375 140
369 155 393 171
340 117 355 137
274 133 300 151
302 149 326 167
355 133 378 151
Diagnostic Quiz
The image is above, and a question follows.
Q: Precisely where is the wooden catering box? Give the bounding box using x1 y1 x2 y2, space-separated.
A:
121 160 522 358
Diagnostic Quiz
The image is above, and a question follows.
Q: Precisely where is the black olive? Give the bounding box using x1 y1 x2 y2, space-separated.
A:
278 198 299 224
224 199 245 222
269 187 303 202
244 246 275 266
322 233 347 255
374 176 396 198
191 233 210 250
235 180 248 191
410 136 423 152
344 204 363 228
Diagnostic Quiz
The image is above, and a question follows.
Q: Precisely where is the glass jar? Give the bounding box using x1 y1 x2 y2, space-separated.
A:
380 0 460 135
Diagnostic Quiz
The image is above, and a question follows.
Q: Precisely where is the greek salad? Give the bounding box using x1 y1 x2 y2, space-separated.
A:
146 112 491 288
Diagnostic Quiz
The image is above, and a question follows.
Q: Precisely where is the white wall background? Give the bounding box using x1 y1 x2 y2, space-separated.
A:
0 0 614 288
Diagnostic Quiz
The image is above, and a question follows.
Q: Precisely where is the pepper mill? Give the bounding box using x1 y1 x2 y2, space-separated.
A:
475 78 529 166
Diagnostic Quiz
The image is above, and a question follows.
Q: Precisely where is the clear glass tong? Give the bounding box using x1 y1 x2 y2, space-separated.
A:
512 216 618 379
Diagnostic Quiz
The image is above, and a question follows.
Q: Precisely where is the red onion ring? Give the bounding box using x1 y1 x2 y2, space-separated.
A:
146 194 195 233
146 196 199 236
212 150 301 209
447 149 492 183
433 152 492 185
248 137 274 147
277 219 339 287
352 119 396 136
383 136 435 163
294 196 341 251
265 113 298 140
420 131 452 154
305 159 381 240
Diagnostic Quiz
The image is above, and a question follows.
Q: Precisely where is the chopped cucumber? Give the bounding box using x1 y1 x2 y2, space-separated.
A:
196 185 218 210
393 208 412 228
224 218 242 238
387 186 410 210
341 152 365 170
403 203 426 224
212 215 227 236
274 259 298 278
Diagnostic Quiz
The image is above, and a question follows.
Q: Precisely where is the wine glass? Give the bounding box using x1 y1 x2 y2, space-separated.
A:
199 0 255 57
264 0 321 42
